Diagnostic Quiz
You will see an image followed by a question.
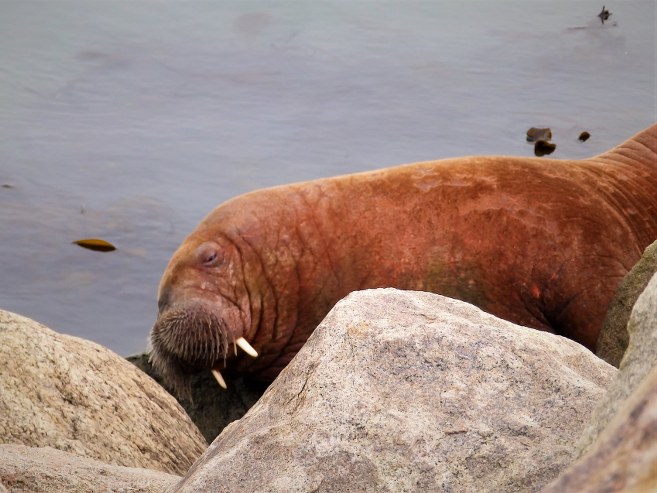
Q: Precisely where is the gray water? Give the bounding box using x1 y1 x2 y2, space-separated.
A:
1 1 655 356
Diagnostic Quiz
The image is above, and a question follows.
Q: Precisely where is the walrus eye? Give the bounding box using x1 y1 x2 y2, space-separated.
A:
196 243 222 267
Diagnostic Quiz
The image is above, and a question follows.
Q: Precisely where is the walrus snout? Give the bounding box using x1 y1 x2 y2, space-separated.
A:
150 302 232 397
149 300 259 396
152 303 230 365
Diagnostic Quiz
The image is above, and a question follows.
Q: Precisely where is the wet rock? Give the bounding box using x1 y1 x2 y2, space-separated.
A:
596 240 657 367
172 288 615 493
577 271 657 456
534 140 556 157
578 131 591 142
127 353 268 443
526 127 552 142
0 309 207 475
0 444 179 493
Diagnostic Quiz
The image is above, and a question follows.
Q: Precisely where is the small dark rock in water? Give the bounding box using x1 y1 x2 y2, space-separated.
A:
579 131 591 142
534 140 556 157
598 6 611 24
526 127 552 143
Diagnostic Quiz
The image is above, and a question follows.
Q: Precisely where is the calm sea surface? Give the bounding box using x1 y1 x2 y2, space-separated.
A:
1 1 655 355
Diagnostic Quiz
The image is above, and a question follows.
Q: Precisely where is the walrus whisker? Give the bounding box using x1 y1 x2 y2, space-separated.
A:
221 320 229 362
207 328 216 362
236 337 258 358
218 317 229 361
211 368 228 389
231 332 236 357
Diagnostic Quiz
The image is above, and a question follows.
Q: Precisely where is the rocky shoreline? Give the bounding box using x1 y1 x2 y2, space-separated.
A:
2 241 657 492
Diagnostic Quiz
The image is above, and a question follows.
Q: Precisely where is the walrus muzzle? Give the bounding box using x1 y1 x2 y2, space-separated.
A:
150 302 232 398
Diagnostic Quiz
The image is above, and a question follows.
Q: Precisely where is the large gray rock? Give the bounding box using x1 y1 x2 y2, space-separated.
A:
541 362 657 493
0 444 179 493
0 309 207 475
596 240 657 366
172 288 615 493
577 271 657 456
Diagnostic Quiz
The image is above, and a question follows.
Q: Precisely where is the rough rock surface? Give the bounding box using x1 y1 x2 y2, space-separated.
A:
0 444 179 493
577 271 657 456
596 240 657 366
127 353 268 443
0 310 207 475
541 362 657 493
172 288 615 493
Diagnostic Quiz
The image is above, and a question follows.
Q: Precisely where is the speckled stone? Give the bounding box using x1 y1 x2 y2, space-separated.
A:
0 310 207 475
172 288 615 493
0 444 179 493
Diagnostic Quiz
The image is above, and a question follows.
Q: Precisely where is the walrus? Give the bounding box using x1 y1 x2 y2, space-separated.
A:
151 123 657 395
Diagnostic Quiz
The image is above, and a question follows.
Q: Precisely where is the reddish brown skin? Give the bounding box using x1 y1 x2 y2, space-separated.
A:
152 124 657 385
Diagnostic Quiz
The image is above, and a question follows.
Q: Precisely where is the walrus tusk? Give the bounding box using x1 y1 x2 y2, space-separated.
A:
211 369 228 390
236 337 258 358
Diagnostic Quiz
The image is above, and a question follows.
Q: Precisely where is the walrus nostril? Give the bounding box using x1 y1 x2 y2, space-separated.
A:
157 291 169 313
156 278 174 313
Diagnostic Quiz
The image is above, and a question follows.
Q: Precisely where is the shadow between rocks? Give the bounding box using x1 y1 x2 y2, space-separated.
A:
127 353 268 443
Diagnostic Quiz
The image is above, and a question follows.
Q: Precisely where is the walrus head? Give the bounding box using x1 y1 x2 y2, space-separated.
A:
150 235 260 398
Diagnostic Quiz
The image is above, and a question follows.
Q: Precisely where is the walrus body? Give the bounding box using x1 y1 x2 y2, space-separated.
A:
152 124 657 394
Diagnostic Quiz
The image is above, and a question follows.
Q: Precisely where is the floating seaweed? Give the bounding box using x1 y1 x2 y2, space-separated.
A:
73 238 117 252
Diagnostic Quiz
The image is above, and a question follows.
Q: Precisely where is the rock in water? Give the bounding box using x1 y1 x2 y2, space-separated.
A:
0 310 207 475
172 289 615 493
533 140 556 156
526 127 552 142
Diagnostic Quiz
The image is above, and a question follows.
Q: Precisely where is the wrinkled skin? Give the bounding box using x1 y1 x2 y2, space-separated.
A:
151 124 657 395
